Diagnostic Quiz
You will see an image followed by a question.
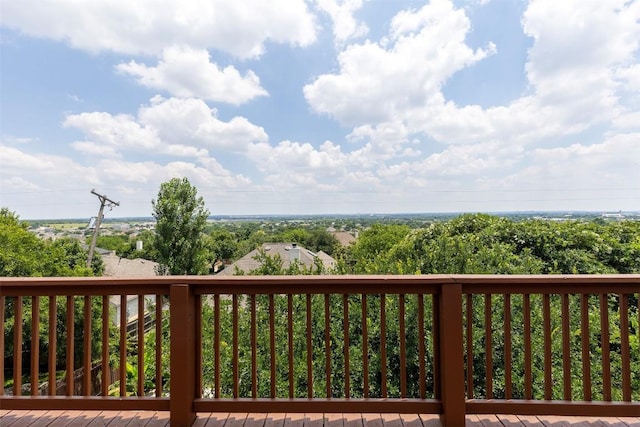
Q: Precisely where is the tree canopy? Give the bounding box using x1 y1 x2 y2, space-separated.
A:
151 177 210 275
338 214 640 275
0 208 102 277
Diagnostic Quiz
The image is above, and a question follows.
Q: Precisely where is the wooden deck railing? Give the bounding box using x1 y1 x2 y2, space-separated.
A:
1 275 638 426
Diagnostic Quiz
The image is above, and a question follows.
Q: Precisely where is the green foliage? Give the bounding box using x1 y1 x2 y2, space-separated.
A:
122 229 159 261
340 214 640 275
207 229 238 264
198 293 438 399
152 177 210 275
344 224 411 273
244 250 327 276
0 209 101 277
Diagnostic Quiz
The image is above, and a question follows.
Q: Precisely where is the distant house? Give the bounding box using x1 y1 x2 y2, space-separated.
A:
102 252 158 277
217 243 336 275
332 231 357 246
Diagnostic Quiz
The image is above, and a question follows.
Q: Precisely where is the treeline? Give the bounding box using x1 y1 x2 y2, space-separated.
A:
338 214 640 275
92 223 341 271
91 213 640 276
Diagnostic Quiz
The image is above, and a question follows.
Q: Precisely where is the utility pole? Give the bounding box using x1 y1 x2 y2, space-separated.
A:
87 189 119 268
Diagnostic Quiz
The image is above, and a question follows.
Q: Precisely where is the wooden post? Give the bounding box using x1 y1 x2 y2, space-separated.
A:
170 284 196 427
439 283 465 426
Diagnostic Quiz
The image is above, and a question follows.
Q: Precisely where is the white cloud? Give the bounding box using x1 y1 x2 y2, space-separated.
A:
2 176 40 191
116 46 268 104
1 146 57 171
1 0 317 59
306 0 640 155
1 144 253 217
248 140 347 175
616 64 640 92
522 0 640 126
498 133 640 197
1 135 37 145
304 0 495 126
64 112 160 153
315 0 369 44
66 96 268 157
71 141 122 158
138 96 268 151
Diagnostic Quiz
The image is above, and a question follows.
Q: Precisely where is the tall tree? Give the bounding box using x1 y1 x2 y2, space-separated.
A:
152 177 210 275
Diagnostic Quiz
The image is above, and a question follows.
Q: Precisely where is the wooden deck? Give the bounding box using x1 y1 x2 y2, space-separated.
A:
1 411 639 427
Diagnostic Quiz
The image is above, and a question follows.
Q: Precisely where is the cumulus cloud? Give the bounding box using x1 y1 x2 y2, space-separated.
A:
138 96 268 151
70 141 122 158
315 0 369 45
64 112 160 151
306 0 640 153
304 0 495 126
1 0 317 59
66 96 268 157
116 46 268 104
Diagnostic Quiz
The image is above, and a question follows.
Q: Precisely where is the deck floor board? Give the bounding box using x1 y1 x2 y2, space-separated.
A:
1 411 638 427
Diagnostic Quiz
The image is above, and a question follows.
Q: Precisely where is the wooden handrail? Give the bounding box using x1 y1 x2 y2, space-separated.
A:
1 275 639 427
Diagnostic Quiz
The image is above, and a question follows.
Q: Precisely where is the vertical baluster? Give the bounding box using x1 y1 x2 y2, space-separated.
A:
14 296 23 396
48 296 57 396
399 294 407 398
269 294 276 398
380 294 387 398
362 294 369 399
504 294 512 400
432 294 440 399
543 294 552 400
66 296 74 396
484 294 493 399
0 296 4 396
155 295 163 397
137 295 146 396
619 293 631 402
251 294 257 399
466 294 474 399
195 295 201 399
306 294 312 398
580 294 591 401
232 294 239 398
31 296 40 396
324 294 331 397
343 294 350 398
288 294 294 398
523 294 532 400
600 294 611 401
561 293 571 400
83 296 91 396
213 294 220 399
418 294 425 399
120 295 126 397
102 295 109 397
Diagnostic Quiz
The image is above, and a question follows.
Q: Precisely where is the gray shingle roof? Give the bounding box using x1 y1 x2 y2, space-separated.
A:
217 243 336 275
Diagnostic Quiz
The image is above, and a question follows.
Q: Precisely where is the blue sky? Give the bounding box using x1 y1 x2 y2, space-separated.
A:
1 0 639 219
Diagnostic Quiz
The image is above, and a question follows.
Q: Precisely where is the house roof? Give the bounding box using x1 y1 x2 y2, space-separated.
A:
332 231 357 246
102 253 158 277
217 243 336 275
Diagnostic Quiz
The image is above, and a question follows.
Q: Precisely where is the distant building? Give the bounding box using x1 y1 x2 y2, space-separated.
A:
332 231 357 246
102 252 158 277
217 242 336 275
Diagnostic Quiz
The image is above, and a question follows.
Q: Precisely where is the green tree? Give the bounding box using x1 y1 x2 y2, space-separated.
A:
0 209 100 277
152 177 210 275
